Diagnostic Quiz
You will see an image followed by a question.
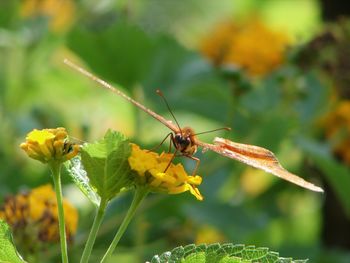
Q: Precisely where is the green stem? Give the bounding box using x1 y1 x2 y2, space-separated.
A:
50 162 69 263
80 199 108 263
100 187 149 263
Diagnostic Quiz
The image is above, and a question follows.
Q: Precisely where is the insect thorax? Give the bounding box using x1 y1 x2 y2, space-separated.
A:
173 127 197 155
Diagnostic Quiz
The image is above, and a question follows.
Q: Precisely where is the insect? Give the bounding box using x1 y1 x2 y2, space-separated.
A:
64 59 323 193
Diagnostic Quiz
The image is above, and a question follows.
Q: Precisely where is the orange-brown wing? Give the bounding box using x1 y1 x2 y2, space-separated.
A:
196 137 323 192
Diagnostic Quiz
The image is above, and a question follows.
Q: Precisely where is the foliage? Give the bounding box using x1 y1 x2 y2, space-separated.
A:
0 220 26 263
150 243 308 263
80 130 132 202
0 0 350 262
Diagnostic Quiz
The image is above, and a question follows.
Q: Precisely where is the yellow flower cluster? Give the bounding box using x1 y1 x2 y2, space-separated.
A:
323 100 350 164
20 127 80 163
0 185 78 243
20 0 75 33
128 144 203 201
200 19 290 76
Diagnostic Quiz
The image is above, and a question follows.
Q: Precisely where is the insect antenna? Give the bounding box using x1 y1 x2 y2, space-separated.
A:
156 89 182 133
193 127 231 136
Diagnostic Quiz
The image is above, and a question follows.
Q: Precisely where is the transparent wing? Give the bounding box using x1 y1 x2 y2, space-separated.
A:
64 59 179 132
196 137 323 193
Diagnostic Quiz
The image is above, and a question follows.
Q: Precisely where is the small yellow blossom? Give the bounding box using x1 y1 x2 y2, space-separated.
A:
323 100 350 164
0 185 78 245
20 0 75 33
20 127 80 163
200 18 290 76
128 144 203 201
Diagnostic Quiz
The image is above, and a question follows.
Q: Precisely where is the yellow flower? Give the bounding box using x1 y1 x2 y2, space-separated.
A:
240 167 274 197
20 127 80 163
195 224 226 245
0 185 78 244
20 0 75 33
200 18 290 76
128 144 203 201
323 100 350 164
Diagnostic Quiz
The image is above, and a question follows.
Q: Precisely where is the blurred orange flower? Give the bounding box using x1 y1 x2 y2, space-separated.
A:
323 100 350 164
0 184 78 245
20 0 75 33
200 18 290 76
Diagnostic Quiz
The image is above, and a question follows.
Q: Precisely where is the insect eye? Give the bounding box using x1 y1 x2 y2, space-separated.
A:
185 138 191 145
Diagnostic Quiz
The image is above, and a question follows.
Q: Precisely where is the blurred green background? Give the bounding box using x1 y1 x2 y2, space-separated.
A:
1 0 350 262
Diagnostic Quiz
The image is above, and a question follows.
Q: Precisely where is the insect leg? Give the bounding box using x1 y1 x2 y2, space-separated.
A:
168 133 175 153
164 148 178 173
179 154 201 176
147 132 173 153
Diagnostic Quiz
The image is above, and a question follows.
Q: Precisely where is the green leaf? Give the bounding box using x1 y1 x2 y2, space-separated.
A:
296 136 350 216
65 156 101 206
312 156 350 215
294 74 329 126
0 220 26 263
150 243 308 263
0 1 18 29
240 81 281 116
142 36 231 123
67 20 155 88
69 20 232 123
80 130 132 202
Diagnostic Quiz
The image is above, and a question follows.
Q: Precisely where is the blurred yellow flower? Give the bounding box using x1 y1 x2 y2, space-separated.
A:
240 167 274 197
128 144 203 201
0 185 78 244
323 100 350 164
195 224 226 244
20 127 80 163
20 0 75 33
200 18 290 76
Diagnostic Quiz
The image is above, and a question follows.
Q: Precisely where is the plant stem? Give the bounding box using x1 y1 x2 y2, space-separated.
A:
100 187 148 263
50 162 69 263
80 199 108 263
